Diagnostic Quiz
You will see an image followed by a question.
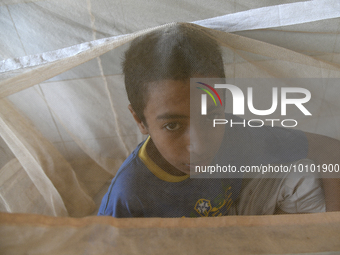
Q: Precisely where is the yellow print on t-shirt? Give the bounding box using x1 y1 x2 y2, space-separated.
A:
191 185 233 217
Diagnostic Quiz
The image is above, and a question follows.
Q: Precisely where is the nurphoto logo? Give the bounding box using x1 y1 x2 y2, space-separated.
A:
197 81 312 128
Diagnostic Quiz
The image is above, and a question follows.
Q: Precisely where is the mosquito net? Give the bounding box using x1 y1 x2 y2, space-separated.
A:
1 0 340 254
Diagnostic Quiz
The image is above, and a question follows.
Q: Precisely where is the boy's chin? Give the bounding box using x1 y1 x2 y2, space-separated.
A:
174 163 191 176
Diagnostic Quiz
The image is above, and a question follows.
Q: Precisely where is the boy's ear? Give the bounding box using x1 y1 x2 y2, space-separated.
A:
128 104 149 135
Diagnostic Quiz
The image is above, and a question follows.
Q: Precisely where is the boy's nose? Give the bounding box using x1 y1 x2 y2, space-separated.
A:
186 126 207 155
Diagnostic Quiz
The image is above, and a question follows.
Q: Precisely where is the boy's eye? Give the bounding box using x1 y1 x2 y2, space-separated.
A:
164 122 181 131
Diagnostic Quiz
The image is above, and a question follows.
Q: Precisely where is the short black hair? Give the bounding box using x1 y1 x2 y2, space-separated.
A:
123 22 225 123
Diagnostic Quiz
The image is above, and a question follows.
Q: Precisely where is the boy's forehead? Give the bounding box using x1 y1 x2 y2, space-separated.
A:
144 80 190 107
142 80 190 121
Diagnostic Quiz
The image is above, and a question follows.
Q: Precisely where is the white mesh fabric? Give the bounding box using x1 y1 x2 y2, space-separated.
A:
0 0 340 218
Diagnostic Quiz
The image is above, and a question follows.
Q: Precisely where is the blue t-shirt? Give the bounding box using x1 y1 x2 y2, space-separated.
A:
98 117 308 218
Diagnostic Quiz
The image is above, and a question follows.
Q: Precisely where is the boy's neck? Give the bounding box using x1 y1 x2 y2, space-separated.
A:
146 138 187 176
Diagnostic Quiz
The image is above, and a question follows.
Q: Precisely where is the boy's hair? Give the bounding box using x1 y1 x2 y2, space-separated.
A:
123 22 225 123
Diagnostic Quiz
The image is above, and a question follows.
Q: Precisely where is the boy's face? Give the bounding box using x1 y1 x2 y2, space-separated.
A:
130 79 225 175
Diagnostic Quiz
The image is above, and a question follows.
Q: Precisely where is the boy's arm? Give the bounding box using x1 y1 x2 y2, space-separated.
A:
305 132 340 211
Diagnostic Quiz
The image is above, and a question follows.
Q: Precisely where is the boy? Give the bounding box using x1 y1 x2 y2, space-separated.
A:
98 23 340 217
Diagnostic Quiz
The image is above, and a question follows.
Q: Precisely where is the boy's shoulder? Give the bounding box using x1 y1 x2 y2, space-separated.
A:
111 139 152 189
97 139 152 216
